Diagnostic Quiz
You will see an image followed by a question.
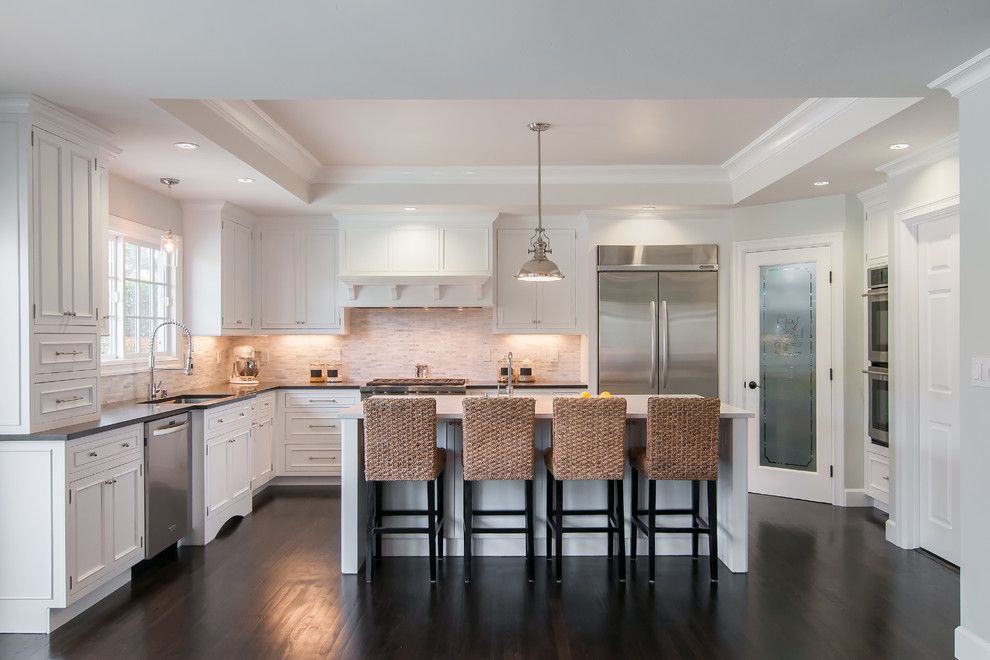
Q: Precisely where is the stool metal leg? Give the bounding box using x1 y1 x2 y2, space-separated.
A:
374 482 383 557
545 465 554 561
463 479 472 583
630 466 638 562
427 480 437 583
437 474 445 560
365 481 376 583
607 479 615 557
525 479 535 582
707 479 718 582
554 478 564 582
691 480 700 559
648 478 657 583
616 478 626 582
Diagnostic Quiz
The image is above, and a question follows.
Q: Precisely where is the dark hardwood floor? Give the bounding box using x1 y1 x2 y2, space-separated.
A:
1 487 959 659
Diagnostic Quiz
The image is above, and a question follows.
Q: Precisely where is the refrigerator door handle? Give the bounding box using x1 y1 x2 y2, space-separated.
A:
660 299 670 388
650 300 658 389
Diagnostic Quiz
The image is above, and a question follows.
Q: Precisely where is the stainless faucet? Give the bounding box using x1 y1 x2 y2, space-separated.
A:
506 351 514 397
148 320 194 401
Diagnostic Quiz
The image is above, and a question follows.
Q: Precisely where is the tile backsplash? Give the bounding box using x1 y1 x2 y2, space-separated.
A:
101 308 585 404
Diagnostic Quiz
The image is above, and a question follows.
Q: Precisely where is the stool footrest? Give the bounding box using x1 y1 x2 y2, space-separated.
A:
378 508 431 517
470 509 527 516
468 527 529 534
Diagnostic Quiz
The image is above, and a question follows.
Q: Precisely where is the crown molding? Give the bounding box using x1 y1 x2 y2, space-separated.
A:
314 164 728 186
582 207 730 222
855 183 887 210
929 48 990 97
876 133 958 178
0 94 120 156
201 100 322 180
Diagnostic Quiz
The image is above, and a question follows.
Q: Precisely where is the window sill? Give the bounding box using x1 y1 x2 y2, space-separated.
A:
101 357 180 377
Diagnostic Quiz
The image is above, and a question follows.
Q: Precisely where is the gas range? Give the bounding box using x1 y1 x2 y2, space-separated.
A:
360 378 467 398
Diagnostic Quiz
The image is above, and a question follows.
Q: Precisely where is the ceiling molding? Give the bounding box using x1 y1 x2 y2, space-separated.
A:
314 164 728 186
928 48 990 97
876 132 958 178
582 207 730 222
855 183 887 210
201 100 322 180
0 94 121 155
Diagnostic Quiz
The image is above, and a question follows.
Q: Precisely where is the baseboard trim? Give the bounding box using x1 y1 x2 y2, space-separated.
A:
842 488 868 507
49 570 131 632
956 625 990 660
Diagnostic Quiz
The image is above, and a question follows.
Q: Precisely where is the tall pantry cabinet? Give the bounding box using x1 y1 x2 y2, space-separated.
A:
0 95 116 433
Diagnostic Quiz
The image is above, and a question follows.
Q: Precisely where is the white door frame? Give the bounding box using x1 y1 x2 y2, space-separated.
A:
730 233 845 506
887 195 960 549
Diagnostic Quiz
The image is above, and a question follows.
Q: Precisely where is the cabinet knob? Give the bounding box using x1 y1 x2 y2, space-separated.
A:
89 451 98 457
122 442 130 448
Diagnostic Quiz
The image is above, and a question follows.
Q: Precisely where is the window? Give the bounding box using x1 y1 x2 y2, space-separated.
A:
102 224 179 366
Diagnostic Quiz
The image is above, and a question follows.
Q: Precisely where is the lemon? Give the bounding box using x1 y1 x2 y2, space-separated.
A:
580 391 592 398
600 391 613 398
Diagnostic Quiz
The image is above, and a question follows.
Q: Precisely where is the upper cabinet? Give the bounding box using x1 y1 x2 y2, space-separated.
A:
335 214 495 307
859 184 889 267
259 226 344 332
32 128 98 327
183 202 256 336
495 228 578 333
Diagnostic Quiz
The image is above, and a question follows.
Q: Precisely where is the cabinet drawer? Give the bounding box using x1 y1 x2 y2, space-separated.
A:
284 444 340 474
865 452 890 503
33 333 99 375
285 412 342 441
251 392 276 421
283 391 357 410
33 376 99 426
204 401 251 436
68 425 142 477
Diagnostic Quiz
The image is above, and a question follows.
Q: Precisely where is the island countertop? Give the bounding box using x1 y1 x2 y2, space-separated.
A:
339 394 753 420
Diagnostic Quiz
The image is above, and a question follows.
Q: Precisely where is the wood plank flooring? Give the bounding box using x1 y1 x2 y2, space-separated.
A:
1 487 959 659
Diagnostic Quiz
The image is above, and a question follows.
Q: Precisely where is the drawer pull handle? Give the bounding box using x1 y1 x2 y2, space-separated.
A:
152 423 188 436
89 451 98 457
882 476 889 481
55 350 83 356
217 418 223 423
62 311 78 317
308 424 336 429
308 456 331 460
308 399 336 403
56 395 85 404
121 442 131 448
239 412 246 417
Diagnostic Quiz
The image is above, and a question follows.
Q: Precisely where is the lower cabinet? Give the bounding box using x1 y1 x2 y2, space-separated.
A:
250 416 274 489
865 450 890 506
274 389 359 477
205 425 251 515
67 456 144 604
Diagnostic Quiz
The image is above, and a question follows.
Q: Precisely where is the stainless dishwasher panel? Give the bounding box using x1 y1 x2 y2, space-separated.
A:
144 413 192 558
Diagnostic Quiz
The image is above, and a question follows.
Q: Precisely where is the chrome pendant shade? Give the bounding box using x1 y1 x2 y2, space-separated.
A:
516 122 564 282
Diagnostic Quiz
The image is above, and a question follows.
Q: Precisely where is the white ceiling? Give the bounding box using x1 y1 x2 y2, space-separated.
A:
256 100 803 166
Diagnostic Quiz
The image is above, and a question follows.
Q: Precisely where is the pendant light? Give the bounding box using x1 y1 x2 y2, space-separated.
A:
159 177 180 261
516 122 564 282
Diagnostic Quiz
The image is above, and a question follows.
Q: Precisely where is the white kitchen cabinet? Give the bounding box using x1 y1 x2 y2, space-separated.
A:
865 450 890 507
250 417 274 489
221 218 253 330
67 455 144 603
275 389 359 477
494 228 577 332
205 425 251 515
864 203 889 266
32 128 99 328
259 228 343 331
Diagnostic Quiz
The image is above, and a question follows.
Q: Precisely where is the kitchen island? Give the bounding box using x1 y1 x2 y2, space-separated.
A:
339 395 753 575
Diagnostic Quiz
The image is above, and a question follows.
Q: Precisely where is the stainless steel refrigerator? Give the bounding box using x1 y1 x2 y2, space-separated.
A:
597 245 718 396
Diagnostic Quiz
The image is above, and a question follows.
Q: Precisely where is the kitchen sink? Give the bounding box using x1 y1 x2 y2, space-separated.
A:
142 394 230 405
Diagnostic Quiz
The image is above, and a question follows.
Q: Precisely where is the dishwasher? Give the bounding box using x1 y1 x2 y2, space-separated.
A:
144 413 192 558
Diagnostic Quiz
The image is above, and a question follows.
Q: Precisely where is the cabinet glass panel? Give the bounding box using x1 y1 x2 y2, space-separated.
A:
759 263 817 471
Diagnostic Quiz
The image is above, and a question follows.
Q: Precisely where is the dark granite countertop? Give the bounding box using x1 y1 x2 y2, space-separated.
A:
3 380 364 442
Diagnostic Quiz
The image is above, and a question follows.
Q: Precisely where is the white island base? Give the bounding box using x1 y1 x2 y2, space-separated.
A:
339 395 753 575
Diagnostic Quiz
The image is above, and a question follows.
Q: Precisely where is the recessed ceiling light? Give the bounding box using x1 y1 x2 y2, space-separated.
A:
174 141 199 150
464 171 476 175
642 205 657 211
813 180 830 187
237 177 255 184
404 207 417 211
889 143 911 150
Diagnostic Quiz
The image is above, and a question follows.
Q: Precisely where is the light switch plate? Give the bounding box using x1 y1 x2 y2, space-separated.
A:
972 356 990 388
329 348 342 362
549 348 559 363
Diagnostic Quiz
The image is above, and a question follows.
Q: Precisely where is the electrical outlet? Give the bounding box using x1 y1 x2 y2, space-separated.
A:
329 348 342 362
549 348 559 363
216 350 222 365
481 347 491 362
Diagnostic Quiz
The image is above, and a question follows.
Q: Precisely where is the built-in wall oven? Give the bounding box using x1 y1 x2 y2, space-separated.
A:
865 265 888 364
864 366 889 447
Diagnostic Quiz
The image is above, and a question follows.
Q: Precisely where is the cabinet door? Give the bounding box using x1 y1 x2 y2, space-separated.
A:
227 427 252 501
65 145 97 323
495 229 538 329
260 230 301 329
390 227 440 272
222 220 254 329
68 473 109 595
341 227 389 274
301 230 339 328
205 435 229 514
33 129 69 324
536 229 577 329
865 207 889 265
108 461 144 563
251 419 274 487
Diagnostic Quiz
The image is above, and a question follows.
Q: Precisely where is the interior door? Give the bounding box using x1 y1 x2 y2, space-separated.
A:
658 272 718 396
743 246 833 503
917 216 960 564
598 271 658 394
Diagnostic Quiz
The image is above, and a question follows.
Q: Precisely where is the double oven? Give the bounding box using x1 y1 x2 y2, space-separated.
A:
864 265 889 447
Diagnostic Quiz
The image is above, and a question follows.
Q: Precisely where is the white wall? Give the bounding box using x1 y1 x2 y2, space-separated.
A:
108 174 181 232
957 81 990 659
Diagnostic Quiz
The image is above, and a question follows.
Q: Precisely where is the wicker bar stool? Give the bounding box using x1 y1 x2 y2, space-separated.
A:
461 396 537 583
363 396 445 583
629 396 721 583
545 396 628 583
